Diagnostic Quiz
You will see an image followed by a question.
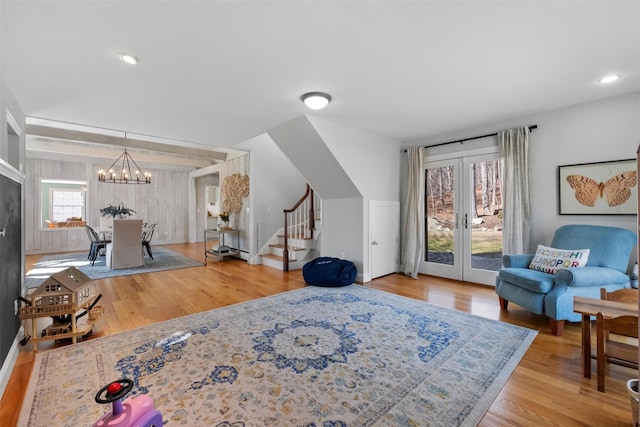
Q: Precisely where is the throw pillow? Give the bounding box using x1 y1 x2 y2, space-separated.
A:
529 244 590 274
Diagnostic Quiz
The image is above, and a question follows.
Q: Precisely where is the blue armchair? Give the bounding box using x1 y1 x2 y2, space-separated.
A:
496 224 637 335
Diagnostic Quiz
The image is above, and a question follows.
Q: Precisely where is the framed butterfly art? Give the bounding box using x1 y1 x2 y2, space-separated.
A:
558 159 637 215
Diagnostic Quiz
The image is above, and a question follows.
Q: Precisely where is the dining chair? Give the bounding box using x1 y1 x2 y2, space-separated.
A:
106 219 144 269
595 288 639 392
85 225 108 266
142 223 156 259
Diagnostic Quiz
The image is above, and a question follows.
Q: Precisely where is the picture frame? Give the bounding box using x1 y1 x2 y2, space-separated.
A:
558 159 637 215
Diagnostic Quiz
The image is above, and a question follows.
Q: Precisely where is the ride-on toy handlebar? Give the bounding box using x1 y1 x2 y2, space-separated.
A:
93 379 162 427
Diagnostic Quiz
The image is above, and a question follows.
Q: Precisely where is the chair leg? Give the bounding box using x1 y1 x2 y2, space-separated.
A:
143 242 153 259
498 297 508 310
549 318 565 336
89 246 97 266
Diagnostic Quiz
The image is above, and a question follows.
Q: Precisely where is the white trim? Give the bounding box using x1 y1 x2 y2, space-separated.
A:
6 109 23 137
0 158 24 183
424 145 499 163
189 162 223 179
25 116 242 156
26 116 122 137
0 326 24 401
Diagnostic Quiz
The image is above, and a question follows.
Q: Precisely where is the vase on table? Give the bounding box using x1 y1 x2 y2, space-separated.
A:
218 212 232 230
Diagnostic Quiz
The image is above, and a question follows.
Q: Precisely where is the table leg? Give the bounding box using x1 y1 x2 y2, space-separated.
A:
219 233 224 262
596 313 606 392
582 313 591 378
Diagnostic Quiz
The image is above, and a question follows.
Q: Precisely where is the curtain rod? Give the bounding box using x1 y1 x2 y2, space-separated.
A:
403 124 537 152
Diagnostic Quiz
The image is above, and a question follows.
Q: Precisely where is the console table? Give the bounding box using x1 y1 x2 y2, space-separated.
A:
204 228 239 262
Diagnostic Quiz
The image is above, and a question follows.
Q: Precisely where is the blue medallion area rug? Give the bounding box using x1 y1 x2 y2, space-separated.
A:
25 246 203 288
19 285 536 427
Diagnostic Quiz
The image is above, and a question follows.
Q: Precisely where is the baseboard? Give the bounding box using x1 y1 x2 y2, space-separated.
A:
247 254 262 265
0 325 24 401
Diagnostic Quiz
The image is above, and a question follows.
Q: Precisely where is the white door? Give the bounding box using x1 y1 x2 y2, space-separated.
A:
370 201 399 279
462 154 503 285
421 153 502 285
422 158 459 280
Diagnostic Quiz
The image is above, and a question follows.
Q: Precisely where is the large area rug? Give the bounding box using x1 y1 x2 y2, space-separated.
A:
19 285 536 427
25 246 203 288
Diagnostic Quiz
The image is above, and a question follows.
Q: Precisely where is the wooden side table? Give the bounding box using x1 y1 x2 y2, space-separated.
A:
573 296 637 384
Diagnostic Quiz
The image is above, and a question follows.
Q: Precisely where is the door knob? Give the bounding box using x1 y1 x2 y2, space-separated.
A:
372 241 378 245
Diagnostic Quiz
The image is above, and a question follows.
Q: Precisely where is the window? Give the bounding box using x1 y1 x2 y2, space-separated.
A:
41 179 87 228
51 189 84 221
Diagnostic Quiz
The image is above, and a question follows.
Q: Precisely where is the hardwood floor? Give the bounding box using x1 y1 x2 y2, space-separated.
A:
1 243 635 426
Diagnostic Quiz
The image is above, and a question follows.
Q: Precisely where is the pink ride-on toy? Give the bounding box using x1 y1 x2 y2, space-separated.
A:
93 379 163 427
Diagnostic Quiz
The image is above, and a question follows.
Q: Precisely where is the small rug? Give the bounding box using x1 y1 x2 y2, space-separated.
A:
19 285 536 427
25 246 203 288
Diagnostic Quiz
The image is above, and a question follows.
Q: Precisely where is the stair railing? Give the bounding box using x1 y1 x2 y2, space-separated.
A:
283 184 315 271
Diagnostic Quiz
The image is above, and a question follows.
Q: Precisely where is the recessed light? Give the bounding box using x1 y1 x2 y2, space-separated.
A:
118 53 139 65
599 74 620 84
301 92 332 110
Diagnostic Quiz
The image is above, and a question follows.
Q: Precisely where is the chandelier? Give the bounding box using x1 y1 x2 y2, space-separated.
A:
98 149 151 184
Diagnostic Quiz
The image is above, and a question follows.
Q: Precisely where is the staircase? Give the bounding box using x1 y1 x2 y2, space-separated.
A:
261 184 321 271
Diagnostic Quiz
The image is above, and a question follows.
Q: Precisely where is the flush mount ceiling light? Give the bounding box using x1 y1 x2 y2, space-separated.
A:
301 92 332 110
118 53 139 65
599 74 621 84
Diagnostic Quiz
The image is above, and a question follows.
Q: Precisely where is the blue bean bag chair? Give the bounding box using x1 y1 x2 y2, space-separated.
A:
303 257 356 287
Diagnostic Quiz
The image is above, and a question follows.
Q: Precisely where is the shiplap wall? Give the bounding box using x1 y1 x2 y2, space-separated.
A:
25 157 192 254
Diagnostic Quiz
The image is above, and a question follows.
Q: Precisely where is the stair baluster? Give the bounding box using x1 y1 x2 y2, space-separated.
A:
283 184 315 271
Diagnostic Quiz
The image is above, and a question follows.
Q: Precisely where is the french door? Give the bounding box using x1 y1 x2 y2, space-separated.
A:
421 153 503 285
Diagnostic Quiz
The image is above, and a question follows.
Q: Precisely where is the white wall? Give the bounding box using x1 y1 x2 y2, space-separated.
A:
235 133 309 263
322 197 363 269
268 116 361 199
401 91 640 255
308 116 400 281
308 116 400 201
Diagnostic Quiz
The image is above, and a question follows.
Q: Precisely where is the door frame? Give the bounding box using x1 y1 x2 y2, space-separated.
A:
420 145 501 286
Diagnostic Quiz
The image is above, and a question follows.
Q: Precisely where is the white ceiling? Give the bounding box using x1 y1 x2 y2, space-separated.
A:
1 1 639 152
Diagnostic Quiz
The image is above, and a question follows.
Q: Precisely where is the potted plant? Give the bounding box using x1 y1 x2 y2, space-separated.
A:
100 202 136 219
219 211 230 229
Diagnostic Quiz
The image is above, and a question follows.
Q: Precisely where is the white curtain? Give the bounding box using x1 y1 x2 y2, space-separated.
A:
499 127 532 255
401 147 425 279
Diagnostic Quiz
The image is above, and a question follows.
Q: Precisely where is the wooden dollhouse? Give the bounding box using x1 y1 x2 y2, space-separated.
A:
19 266 103 351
